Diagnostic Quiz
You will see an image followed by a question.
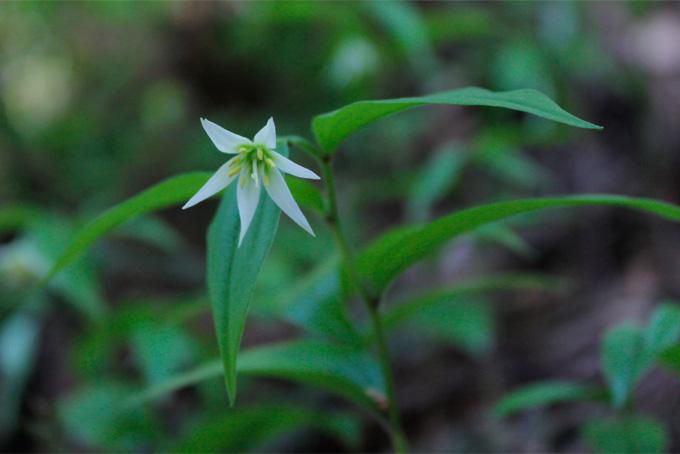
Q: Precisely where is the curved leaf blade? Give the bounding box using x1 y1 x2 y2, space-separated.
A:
131 340 385 412
44 172 212 282
357 195 680 295
312 87 602 153
495 381 605 418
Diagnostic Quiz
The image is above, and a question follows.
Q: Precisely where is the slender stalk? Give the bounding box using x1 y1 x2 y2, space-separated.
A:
319 155 409 453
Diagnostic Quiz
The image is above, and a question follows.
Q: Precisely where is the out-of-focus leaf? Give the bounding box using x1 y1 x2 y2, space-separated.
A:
275 257 360 345
44 172 211 281
0 304 43 442
377 273 563 355
583 417 668 454
602 324 645 409
130 322 196 386
602 304 680 409
641 303 680 367
473 223 536 258
173 405 360 453
30 219 105 319
133 340 385 412
357 195 680 296
114 216 184 254
206 146 285 405
59 382 158 451
364 0 436 72
495 381 605 418
406 142 467 222
312 87 602 153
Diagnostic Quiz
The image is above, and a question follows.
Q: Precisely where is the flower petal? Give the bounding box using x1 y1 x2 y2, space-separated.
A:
236 168 261 246
264 169 314 236
270 150 320 180
253 117 277 149
201 118 250 153
182 160 237 209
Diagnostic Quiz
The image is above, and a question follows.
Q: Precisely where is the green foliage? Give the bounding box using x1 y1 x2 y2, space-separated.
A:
206 156 282 405
312 87 602 153
583 417 668 454
378 273 564 355
494 381 604 418
357 196 680 295
134 340 384 412
173 405 360 452
44 172 212 281
602 303 680 409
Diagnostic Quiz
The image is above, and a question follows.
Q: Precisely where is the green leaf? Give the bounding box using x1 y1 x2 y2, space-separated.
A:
206 145 284 405
132 340 385 412
173 405 360 452
377 273 563 355
583 417 668 454
602 325 645 409
44 172 212 282
602 304 680 409
495 381 605 418
59 382 158 450
642 303 680 366
275 257 361 345
312 87 602 153
357 195 680 295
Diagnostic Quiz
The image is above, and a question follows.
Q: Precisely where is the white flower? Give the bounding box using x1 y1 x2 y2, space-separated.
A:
183 117 320 246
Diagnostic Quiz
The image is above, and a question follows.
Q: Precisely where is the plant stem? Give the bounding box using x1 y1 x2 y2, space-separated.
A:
319 156 409 453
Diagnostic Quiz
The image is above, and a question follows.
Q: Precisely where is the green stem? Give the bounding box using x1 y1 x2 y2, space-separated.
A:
319 155 409 453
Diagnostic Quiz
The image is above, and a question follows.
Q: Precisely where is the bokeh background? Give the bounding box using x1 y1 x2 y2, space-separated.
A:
2 1 680 452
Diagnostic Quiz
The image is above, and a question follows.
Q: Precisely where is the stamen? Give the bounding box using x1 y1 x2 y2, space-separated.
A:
227 166 241 178
257 148 264 160
239 172 247 188
266 158 276 168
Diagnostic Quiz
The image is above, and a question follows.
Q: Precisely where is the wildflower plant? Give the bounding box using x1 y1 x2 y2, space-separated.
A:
44 87 680 452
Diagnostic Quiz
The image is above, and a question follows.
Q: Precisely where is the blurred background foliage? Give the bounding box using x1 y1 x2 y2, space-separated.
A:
2 1 680 452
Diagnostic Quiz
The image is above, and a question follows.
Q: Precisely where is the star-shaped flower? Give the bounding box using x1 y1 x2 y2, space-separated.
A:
183 117 320 245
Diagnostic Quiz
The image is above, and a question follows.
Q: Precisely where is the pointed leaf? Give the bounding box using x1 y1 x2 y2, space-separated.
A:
357 195 680 295
312 87 602 153
206 147 285 404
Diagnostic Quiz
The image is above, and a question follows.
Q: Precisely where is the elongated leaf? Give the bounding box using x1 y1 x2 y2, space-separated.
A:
495 381 605 418
583 417 668 454
131 340 385 412
357 195 680 295
602 325 645 409
207 145 284 405
44 172 211 282
312 87 601 153
173 405 360 452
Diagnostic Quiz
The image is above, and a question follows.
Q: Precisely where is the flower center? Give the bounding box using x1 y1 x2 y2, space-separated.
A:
228 144 276 187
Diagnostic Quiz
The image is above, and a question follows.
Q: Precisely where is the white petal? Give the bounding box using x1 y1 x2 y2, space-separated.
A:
264 169 314 236
253 117 277 149
182 160 236 209
201 118 250 153
271 151 320 180
237 168 261 246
